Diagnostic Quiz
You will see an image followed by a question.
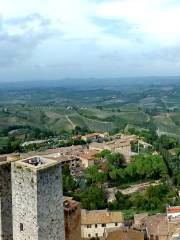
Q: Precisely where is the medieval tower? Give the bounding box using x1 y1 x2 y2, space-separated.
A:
11 156 65 240
0 157 17 240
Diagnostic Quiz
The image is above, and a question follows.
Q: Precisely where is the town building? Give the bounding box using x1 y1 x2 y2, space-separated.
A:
79 149 99 168
133 213 148 229
81 133 106 142
11 156 65 240
44 153 82 175
81 209 124 239
138 140 152 149
167 206 180 221
43 148 100 172
0 157 18 240
134 213 180 240
89 137 136 163
64 197 81 240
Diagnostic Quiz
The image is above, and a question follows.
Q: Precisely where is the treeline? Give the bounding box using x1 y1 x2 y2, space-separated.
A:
64 151 170 213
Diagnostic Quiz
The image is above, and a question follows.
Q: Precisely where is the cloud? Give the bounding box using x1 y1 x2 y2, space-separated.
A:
96 0 180 46
0 13 61 67
5 13 51 29
91 17 144 45
145 47 180 63
1 0 180 80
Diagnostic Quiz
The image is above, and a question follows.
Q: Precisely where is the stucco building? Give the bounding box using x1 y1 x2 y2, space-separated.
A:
89 136 137 163
81 209 124 239
167 206 180 221
79 149 99 168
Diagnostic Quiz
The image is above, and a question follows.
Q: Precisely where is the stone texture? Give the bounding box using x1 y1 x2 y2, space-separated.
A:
0 160 13 240
12 157 65 240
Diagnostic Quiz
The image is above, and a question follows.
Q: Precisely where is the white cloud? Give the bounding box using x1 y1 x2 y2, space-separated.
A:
1 0 180 79
3 0 180 47
96 0 180 46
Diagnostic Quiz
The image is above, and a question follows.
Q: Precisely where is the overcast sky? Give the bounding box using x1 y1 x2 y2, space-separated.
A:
1 0 180 82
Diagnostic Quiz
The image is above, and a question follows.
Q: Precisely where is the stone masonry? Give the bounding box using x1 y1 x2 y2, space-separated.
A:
0 158 15 240
12 156 65 240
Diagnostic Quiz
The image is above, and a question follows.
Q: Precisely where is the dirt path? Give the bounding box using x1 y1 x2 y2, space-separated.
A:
66 115 76 128
106 180 160 202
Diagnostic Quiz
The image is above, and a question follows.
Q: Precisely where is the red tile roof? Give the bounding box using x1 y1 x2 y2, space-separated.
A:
167 207 180 213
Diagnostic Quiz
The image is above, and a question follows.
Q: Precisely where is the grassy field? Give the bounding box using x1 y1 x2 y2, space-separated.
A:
153 113 180 137
0 81 179 139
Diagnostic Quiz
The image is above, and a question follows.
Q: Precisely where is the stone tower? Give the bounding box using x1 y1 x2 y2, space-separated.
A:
12 156 65 240
0 157 16 240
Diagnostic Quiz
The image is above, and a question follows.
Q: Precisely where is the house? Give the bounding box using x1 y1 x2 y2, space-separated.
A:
64 197 81 240
79 149 100 168
81 133 105 142
133 213 148 229
139 214 180 240
89 138 135 163
81 209 124 239
138 140 152 149
89 139 132 153
167 206 180 221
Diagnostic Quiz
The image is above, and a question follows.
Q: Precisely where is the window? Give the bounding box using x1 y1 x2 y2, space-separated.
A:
115 222 118 226
87 224 91 228
95 224 98 228
20 223 23 231
102 223 106 227
88 234 91 238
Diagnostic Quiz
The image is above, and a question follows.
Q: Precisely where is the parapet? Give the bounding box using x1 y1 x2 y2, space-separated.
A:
0 156 18 166
13 156 60 172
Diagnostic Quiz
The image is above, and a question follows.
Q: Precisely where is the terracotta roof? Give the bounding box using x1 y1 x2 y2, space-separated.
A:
106 229 144 240
81 209 124 225
167 207 180 213
134 213 148 226
144 215 168 236
82 133 100 138
89 142 107 150
80 149 99 161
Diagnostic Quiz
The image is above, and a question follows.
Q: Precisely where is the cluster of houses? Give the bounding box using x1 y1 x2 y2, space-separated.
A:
64 196 180 240
0 132 180 239
32 133 139 171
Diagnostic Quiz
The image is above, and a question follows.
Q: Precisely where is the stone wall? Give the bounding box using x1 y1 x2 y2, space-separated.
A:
12 161 65 240
0 161 13 240
64 204 81 240
12 163 38 240
37 164 65 240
